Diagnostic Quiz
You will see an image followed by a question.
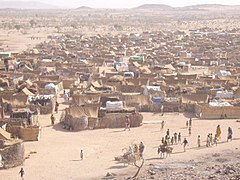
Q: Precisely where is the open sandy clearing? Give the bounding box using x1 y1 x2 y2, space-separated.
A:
1 95 240 179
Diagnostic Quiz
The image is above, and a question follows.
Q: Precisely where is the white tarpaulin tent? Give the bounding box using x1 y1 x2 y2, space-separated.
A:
106 101 124 110
45 83 58 94
209 101 232 107
215 91 233 99
143 86 161 95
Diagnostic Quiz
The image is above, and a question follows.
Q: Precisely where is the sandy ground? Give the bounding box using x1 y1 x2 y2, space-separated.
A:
1 92 240 180
0 28 55 52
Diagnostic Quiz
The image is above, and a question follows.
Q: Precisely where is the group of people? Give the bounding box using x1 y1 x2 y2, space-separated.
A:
161 128 189 152
161 129 182 146
160 119 234 153
204 125 233 147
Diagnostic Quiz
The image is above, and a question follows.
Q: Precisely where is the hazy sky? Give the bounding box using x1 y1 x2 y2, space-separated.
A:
3 0 240 8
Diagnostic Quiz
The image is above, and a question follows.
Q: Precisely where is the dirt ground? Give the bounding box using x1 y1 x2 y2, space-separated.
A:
0 28 55 52
1 91 240 180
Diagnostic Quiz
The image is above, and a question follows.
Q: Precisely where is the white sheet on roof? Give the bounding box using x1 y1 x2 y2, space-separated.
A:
215 91 233 99
106 101 123 110
209 102 232 107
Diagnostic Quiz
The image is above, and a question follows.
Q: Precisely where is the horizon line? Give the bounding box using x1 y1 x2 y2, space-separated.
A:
1 2 240 9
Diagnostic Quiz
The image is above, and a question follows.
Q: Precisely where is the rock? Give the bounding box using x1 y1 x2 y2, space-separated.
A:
153 165 160 169
212 153 220 157
208 175 216 179
106 172 115 177
215 169 221 174
148 170 156 175
229 170 235 174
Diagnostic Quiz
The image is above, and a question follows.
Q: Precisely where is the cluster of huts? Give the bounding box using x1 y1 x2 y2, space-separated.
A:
1 29 240 168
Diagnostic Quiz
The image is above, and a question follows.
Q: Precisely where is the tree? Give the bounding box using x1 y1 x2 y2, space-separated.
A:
29 19 37 28
14 24 21 30
132 158 144 178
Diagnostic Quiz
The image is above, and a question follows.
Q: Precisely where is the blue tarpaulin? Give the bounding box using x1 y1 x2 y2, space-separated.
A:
152 97 163 104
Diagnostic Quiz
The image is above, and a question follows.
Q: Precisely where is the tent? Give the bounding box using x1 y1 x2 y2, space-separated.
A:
151 97 163 104
106 101 124 110
143 86 161 95
0 127 11 140
132 61 140 68
22 88 34 96
139 66 151 74
45 83 55 89
215 91 233 99
164 64 176 71
209 101 232 107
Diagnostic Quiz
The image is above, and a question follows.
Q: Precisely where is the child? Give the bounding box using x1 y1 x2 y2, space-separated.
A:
171 136 174 145
213 134 218 146
19 167 24 178
197 135 201 147
80 150 83 160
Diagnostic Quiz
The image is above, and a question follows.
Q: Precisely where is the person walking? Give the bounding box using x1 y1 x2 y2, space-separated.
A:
227 127 233 142
210 133 213 146
55 101 59 113
206 134 210 147
186 121 188 128
213 134 218 146
165 135 170 145
161 137 165 145
161 120 165 130
216 125 221 139
189 118 192 127
124 115 131 131
197 135 201 147
178 132 181 144
166 129 170 136
160 105 164 116
19 167 24 179
182 138 189 152
51 114 55 126
171 136 174 145
174 132 178 144
139 142 145 159
80 150 83 160
188 126 192 136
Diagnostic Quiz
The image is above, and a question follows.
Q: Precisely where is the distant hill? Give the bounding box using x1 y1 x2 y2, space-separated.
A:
135 4 174 10
76 6 92 10
186 4 228 8
0 1 58 9
183 4 237 10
